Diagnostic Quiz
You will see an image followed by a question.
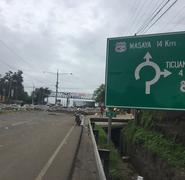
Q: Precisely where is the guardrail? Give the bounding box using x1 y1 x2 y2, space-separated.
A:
90 117 130 123
88 120 107 180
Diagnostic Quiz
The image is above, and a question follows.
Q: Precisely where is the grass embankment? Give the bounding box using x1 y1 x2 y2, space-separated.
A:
124 122 185 169
95 125 135 180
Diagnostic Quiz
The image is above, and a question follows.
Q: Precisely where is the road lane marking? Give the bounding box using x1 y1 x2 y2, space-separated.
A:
35 124 75 180
11 121 28 126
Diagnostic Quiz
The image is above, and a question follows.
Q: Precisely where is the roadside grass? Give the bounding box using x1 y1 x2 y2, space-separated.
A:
95 125 135 180
124 122 185 169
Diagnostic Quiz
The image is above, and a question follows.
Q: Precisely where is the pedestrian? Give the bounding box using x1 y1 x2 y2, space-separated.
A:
100 105 104 117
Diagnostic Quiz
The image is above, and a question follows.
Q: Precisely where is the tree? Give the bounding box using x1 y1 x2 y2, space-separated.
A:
0 70 26 103
22 92 32 104
33 87 51 104
93 84 105 104
11 70 24 100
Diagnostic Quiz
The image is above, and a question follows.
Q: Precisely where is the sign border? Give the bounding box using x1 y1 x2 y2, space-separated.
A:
105 30 185 110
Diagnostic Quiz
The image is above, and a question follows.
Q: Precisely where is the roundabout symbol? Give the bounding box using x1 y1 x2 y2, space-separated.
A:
135 52 172 94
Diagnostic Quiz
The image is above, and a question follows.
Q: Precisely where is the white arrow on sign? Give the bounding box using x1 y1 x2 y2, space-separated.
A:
144 52 152 62
160 69 172 78
135 52 172 94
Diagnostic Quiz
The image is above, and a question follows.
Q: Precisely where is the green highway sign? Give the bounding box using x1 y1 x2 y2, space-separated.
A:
106 111 117 118
105 31 185 110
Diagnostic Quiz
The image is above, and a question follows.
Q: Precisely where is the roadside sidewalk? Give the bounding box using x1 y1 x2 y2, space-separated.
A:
71 118 99 180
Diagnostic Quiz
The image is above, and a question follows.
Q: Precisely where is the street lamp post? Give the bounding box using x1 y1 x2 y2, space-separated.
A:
4 79 9 103
43 70 72 105
32 85 35 105
55 70 59 105
2 88 5 102
7 79 13 103
7 79 17 103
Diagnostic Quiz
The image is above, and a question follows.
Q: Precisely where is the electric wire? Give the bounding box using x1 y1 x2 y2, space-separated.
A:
0 58 49 87
0 38 41 72
136 0 169 34
0 39 50 89
125 0 140 34
0 58 18 71
160 4 185 32
129 0 147 34
143 0 179 33
133 0 162 35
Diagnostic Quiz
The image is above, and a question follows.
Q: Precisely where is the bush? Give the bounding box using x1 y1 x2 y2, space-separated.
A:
124 122 185 169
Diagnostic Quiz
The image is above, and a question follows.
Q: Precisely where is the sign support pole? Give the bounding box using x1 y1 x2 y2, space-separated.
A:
107 116 112 145
133 109 139 124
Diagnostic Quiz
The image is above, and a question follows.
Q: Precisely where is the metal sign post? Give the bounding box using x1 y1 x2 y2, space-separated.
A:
107 116 112 145
106 111 116 145
106 31 185 110
133 109 138 124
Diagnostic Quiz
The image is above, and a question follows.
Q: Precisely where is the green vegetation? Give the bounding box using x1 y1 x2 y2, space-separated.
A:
33 87 51 104
124 122 185 169
93 84 105 104
0 70 51 104
139 110 154 129
138 110 165 129
0 70 26 102
95 125 134 180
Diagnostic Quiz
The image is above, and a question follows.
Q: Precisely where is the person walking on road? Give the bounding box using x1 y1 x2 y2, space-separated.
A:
100 105 104 117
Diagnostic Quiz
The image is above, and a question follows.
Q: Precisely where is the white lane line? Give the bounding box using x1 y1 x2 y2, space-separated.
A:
35 124 75 180
11 121 28 126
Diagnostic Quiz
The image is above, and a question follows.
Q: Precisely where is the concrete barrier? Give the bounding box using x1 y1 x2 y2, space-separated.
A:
88 120 106 180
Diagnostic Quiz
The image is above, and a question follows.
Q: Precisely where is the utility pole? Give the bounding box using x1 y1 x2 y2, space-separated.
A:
32 85 35 105
55 69 59 105
43 70 72 105
107 116 112 145
7 78 13 103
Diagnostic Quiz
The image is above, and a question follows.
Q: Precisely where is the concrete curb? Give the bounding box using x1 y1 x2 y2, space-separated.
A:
88 120 107 180
67 124 83 180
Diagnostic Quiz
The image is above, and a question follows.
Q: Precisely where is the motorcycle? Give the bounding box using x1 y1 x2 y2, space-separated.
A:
74 112 81 126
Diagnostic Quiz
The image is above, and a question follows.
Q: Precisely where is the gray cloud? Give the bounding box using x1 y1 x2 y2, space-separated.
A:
0 0 184 94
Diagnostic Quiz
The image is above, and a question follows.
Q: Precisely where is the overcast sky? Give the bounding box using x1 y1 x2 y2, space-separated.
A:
0 0 184 94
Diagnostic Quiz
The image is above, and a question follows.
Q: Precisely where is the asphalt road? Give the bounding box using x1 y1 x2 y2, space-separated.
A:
0 111 81 180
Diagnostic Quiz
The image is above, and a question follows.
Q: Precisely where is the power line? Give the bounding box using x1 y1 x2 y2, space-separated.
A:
0 38 42 72
126 0 141 34
132 0 161 35
0 54 48 87
0 34 73 94
0 38 61 88
0 57 38 73
143 0 178 33
160 3 185 32
129 0 146 34
136 0 169 34
0 58 18 71
0 58 49 89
